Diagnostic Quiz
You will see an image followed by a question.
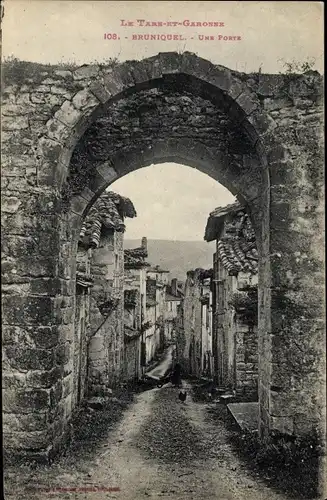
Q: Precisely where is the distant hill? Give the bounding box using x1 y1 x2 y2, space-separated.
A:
124 239 215 282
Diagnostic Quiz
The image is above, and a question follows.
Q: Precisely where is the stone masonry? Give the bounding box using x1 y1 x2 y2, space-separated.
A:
181 269 213 378
1 53 324 463
205 203 259 399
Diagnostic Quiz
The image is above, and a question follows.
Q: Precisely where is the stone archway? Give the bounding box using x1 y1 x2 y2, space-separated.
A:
2 52 324 463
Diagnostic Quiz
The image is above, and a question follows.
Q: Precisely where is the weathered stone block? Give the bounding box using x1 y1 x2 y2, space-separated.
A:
69 194 89 216
2 115 29 130
56 307 74 325
62 393 72 419
2 325 29 345
54 100 81 127
37 137 62 168
5 345 55 371
3 429 50 450
55 343 72 365
54 70 73 79
73 65 99 80
2 296 56 326
63 358 74 377
72 89 99 111
35 84 51 93
2 103 35 116
236 92 259 116
45 117 70 144
62 375 74 398
26 366 64 389
58 324 74 343
50 380 63 408
30 93 46 104
89 335 105 352
3 412 48 432
89 82 112 103
3 388 50 413
50 85 73 97
102 74 125 95
2 371 27 389
29 278 62 297
89 348 106 361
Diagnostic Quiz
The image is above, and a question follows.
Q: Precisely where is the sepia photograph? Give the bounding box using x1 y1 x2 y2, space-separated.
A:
1 1 325 499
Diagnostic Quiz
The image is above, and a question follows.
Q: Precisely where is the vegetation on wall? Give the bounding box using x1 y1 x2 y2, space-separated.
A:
230 427 323 499
279 57 317 74
229 287 258 325
2 55 121 87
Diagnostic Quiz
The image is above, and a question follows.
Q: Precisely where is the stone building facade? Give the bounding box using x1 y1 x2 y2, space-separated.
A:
146 266 170 353
123 287 141 384
205 202 259 398
200 282 214 379
77 192 136 396
179 268 213 378
2 53 324 462
144 294 158 365
124 237 149 377
164 278 184 343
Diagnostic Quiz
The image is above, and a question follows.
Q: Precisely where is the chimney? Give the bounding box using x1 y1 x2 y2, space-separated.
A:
141 236 147 252
171 278 178 296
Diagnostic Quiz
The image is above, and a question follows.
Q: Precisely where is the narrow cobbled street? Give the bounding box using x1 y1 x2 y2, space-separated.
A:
5 383 289 500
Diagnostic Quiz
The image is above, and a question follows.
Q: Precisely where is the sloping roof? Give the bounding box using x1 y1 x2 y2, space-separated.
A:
217 210 258 275
204 201 242 242
147 265 170 273
187 268 213 281
165 292 182 302
76 271 94 288
124 246 150 268
79 191 136 249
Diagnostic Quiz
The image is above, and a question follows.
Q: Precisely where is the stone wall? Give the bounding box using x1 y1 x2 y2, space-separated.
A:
213 239 258 398
123 290 142 382
124 336 141 383
252 75 325 438
1 53 324 461
87 230 125 394
181 271 203 378
235 322 258 399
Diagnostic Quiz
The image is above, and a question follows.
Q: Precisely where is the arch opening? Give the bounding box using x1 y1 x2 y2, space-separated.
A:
59 57 270 443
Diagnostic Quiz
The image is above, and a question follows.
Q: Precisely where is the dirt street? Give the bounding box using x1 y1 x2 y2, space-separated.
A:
5 383 289 500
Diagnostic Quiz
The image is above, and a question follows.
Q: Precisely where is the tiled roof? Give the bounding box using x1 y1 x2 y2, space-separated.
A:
124 246 150 268
147 266 170 273
165 293 182 302
76 271 94 288
204 201 242 242
218 211 258 275
187 268 213 281
79 191 136 249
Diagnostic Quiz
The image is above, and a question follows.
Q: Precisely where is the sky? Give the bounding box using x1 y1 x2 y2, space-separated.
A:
2 1 323 73
2 1 323 241
110 163 235 241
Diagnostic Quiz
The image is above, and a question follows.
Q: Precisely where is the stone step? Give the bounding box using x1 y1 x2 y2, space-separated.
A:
227 402 259 432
